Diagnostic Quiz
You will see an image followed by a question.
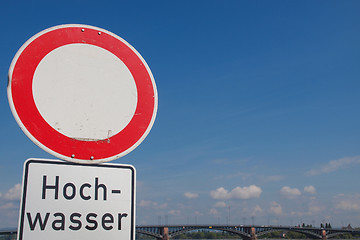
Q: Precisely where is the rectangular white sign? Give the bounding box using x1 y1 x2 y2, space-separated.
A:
17 159 136 240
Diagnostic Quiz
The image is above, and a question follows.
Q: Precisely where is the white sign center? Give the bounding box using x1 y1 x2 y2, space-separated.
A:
32 43 138 140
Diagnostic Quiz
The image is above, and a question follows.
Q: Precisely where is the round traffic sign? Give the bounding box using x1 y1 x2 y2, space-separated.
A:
8 24 158 163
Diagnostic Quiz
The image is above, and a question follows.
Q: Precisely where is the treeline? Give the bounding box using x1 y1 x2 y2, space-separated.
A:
259 230 360 239
321 223 332 228
137 231 240 239
0 236 15 240
259 231 307 239
295 222 332 228
173 231 239 239
136 228 360 240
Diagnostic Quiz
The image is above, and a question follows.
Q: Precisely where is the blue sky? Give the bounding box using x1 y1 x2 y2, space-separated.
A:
0 0 360 229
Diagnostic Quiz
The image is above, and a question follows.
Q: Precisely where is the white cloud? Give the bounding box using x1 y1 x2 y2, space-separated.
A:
252 205 263 216
231 185 262 199
335 201 360 211
0 184 22 228
0 202 17 210
269 201 282 216
209 208 219 215
214 201 227 208
184 192 199 199
155 203 168 210
194 211 203 216
138 200 168 209
210 185 262 200
308 205 322 214
210 187 229 200
4 184 22 200
334 194 360 211
289 202 323 218
138 200 152 207
306 156 360 176
168 210 181 216
280 186 301 199
304 185 316 195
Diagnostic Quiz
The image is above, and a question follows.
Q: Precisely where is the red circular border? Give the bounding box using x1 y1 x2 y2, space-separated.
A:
10 26 155 161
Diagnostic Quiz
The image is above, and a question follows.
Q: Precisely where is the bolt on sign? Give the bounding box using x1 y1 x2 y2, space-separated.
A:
18 159 135 240
8 24 158 163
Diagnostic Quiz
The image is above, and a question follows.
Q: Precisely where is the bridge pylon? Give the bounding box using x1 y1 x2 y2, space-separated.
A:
251 227 257 240
322 229 327 240
160 227 169 240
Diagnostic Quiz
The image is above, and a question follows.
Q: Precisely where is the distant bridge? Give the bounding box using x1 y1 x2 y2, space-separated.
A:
136 225 360 240
1 225 359 240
